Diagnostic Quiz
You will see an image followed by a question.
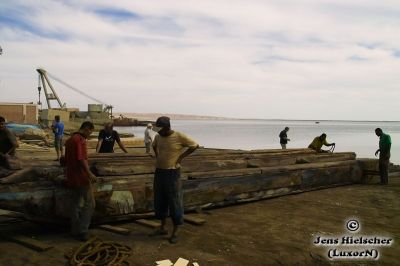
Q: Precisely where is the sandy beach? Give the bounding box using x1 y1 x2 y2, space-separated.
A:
0 175 399 265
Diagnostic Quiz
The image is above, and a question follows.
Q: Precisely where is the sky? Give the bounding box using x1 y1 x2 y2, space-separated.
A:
0 0 399 120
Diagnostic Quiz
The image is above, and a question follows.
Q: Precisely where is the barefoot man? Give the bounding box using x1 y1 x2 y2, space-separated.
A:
151 116 199 244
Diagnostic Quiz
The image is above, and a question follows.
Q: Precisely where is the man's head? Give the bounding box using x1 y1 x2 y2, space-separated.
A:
285 127 289 131
155 116 170 128
375 128 383 137
55 115 60 122
320 133 327 140
0 116 5 130
79 121 95 138
147 123 153 129
104 122 114 133
155 116 171 136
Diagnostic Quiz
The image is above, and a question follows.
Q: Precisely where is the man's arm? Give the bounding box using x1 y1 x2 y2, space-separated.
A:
96 139 103 153
117 140 128 153
176 145 199 165
323 139 335 147
153 143 158 157
6 131 18 155
79 159 97 183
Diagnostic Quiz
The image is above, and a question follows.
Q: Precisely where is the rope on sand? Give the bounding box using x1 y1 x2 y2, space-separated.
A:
69 237 132 266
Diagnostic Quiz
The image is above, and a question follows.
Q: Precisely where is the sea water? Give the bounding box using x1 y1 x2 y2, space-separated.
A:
116 119 400 164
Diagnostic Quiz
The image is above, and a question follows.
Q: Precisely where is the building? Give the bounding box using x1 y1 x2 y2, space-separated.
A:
0 102 39 124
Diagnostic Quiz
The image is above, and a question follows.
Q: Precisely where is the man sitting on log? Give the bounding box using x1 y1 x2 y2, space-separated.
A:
151 116 199 244
308 133 335 153
0 116 21 178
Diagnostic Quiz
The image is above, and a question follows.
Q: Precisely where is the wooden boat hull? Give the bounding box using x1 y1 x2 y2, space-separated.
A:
0 149 364 223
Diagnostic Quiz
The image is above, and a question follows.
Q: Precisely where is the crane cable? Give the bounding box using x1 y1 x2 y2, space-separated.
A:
46 72 112 108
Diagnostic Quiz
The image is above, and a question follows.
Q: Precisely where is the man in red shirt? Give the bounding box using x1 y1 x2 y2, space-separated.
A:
64 121 97 241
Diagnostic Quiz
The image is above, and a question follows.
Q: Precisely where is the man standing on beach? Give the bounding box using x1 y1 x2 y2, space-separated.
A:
51 115 64 161
144 123 154 154
151 116 199 244
65 121 97 241
279 127 290 149
308 133 335 152
96 122 128 153
375 128 391 185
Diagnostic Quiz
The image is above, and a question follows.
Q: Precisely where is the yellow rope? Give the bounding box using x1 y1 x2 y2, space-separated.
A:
69 237 132 266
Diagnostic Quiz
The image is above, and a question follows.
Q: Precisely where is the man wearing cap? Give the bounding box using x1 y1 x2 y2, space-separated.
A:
144 123 154 154
151 116 199 244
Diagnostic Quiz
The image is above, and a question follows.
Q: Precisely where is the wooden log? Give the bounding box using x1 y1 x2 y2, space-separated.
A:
94 163 154 176
0 209 25 218
94 160 250 176
187 168 262 179
98 224 131 235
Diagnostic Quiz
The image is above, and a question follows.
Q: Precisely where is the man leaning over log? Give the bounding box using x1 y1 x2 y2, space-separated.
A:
308 133 335 153
64 121 97 241
150 116 199 244
0 116 20 177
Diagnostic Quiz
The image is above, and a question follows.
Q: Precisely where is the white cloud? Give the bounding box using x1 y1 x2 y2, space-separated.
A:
0 0 399 120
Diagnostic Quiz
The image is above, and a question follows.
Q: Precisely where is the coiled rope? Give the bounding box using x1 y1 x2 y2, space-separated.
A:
69 237 132 266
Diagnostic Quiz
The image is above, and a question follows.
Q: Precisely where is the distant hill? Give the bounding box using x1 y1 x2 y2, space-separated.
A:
117 113 229 121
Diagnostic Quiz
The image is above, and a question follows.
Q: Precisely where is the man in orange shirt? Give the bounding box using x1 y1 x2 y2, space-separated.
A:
64 121 97 241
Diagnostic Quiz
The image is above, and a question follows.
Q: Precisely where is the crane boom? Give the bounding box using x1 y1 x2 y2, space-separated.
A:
37 68 64 109
36 68 113 117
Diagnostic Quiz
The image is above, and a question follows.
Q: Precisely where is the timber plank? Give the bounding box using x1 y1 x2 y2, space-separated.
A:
2 234 53 252
184 215 206 225
135 219 161 228
98 224 131 235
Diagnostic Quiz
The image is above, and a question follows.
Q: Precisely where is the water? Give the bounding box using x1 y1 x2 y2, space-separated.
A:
116 119 400 164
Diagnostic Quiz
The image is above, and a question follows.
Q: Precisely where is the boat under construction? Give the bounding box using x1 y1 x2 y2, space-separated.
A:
0 146 387 224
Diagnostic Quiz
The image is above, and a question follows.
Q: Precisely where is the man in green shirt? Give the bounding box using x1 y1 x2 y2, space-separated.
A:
375 128 391 185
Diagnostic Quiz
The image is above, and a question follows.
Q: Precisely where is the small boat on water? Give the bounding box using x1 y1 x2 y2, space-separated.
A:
0 148 378 224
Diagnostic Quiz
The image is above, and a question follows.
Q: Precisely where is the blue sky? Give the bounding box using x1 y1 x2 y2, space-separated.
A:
0 0 399 120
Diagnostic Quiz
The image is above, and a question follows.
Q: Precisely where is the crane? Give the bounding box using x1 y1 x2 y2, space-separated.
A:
36 68 113 118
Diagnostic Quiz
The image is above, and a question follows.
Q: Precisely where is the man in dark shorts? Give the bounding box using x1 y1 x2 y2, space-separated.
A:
51 115 64 161
151 116 199 244
375 128 391 185
96 122 128 153
279 127 290 149
65 121 97 241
